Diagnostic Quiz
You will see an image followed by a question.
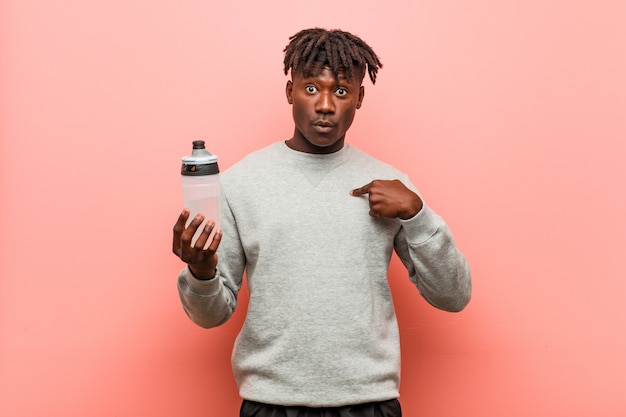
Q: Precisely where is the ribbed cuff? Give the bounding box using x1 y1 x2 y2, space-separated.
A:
399 204 443 244
184 266 221 296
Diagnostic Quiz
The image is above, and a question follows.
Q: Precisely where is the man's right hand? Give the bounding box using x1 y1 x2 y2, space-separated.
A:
172 209 222 280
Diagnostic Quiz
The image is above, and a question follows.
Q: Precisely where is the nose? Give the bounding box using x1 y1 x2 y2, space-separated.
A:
315 92 335 114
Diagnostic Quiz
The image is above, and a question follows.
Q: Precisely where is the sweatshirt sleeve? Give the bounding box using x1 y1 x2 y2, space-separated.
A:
177 188 246 328
394 203 472 312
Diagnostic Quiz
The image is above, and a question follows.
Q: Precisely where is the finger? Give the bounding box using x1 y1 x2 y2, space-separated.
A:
172 209 190 255
193 221 216 251
350 182 372 196
206 228 223 252
180 214 205 248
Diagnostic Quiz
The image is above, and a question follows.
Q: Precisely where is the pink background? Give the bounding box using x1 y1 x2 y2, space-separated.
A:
2 0 625 416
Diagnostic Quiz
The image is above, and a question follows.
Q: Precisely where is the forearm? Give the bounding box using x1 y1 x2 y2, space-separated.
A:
397 205 472 312
177 267 239 328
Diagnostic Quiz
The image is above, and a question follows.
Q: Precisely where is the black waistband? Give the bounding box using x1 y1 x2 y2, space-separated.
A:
240 398 401 417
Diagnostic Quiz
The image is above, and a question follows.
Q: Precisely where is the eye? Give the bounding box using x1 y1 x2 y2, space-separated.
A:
305 85 318 94
335 87 348 97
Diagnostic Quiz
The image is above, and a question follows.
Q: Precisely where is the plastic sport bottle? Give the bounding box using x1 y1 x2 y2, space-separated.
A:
181 140 220 246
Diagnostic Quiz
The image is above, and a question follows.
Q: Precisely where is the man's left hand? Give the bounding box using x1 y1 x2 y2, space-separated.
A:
351 179 423 220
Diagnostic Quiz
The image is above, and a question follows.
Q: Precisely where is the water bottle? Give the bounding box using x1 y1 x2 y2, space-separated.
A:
181 140 220 246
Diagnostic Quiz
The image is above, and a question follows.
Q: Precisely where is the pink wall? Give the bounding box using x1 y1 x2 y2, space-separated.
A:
2 1 625 416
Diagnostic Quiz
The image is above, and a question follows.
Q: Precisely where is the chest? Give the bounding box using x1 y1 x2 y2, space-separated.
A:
227 168 400 260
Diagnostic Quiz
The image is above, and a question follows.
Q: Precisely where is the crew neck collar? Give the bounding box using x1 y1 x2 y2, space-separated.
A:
280 140 351 163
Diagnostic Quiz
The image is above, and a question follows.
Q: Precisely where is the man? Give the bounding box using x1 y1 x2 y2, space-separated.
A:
172 28 471 417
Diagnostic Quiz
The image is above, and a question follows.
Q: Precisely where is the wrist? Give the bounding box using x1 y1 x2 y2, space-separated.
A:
399 198 423 220
188 265 216 280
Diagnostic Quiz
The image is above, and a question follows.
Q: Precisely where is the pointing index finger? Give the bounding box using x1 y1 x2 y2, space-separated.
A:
350 182 372 196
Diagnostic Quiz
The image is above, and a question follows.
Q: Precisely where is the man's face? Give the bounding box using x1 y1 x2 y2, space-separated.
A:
286 66 364 154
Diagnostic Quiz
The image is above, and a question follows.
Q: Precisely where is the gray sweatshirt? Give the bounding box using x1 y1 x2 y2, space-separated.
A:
178 141 471 407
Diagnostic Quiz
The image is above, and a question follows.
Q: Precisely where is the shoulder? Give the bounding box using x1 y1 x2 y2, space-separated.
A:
222 142 283 179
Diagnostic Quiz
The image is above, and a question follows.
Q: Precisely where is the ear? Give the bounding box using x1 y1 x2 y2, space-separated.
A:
356 85 365 109
286 80 293 104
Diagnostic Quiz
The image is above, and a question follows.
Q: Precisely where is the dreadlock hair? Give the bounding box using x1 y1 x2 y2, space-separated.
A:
283 28 383 85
